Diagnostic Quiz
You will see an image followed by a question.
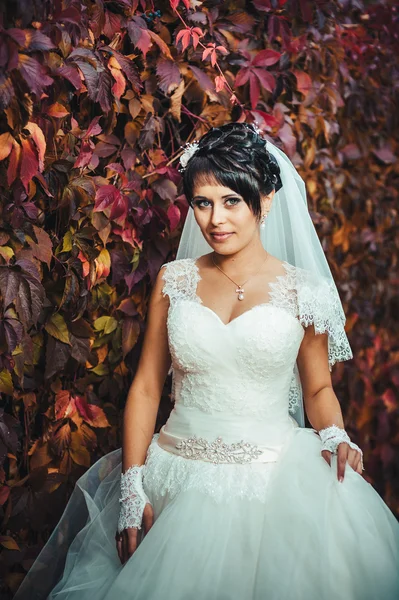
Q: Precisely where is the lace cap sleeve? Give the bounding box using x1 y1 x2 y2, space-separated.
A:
160 258 201 304
295 266 353 369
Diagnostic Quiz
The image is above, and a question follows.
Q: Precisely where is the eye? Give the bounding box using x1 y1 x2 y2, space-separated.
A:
193 199 212 208
226 197 241 206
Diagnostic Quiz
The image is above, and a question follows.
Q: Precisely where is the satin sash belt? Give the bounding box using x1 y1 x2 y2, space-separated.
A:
156 405 299 465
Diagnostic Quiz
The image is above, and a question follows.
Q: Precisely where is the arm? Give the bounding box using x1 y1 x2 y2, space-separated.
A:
122 265 171 470
116 266 171 563
296 324 343 432
296 324 363 480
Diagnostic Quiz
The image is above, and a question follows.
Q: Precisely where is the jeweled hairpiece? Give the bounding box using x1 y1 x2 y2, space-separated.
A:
178 141 200 173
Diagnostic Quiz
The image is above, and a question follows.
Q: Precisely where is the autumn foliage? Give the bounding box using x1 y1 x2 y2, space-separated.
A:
0 0 398 595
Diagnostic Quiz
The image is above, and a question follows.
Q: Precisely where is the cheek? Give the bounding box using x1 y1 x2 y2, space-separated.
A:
193 210 209 231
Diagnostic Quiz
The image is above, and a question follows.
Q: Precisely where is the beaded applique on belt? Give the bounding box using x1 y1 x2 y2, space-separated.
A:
175 435 264 464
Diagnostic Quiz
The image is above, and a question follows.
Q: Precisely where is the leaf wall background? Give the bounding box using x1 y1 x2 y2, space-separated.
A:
0 0 398 596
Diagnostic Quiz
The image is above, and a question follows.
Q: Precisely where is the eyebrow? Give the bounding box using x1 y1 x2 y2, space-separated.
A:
192 194 240 200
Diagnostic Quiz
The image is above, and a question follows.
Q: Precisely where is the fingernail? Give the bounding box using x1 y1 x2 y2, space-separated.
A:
339 476 343 483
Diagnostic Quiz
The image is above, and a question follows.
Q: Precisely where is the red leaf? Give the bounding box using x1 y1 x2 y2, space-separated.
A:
94 185 128 226
20 138 38 192
75 395 109 428
253 68 275 93
6 28 27 47
74 139 94 169
46 102 69 118
167 204 181 231
25 122 46 172
249 71 261 109
18 54 53 97
104 10 122 38
156 58 181 95
56 65 82 89
25 30 56 51
252 49 281 67
127 19 152 59
293 70 312 97
85 116 103 138
55 390 75 420
7 140 21 186
235 67 250 87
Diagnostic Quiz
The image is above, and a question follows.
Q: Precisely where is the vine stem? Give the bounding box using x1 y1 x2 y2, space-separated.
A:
172 7 245 109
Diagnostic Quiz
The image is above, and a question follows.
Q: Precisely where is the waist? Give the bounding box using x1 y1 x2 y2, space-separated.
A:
157 404 298 465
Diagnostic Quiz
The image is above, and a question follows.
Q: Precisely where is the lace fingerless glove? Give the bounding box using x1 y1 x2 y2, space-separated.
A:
318 424 365 471
117 464 152 534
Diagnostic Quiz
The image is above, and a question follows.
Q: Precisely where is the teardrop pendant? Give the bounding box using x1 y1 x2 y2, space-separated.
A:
236 286 245 301
238 292 244 301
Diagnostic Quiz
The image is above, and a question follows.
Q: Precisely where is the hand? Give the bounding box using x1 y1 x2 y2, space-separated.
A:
321 442 364 483
115 502 154 564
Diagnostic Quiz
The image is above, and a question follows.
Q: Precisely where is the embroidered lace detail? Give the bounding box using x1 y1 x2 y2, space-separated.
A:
161 258 201 304
160 258 353 421
318 424 364 470
117 464 151 533
175 435 264 464
143 435 276 504
268 262 353 369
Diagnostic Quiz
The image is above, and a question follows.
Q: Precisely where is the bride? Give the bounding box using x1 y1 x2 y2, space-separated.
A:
15 123 399 599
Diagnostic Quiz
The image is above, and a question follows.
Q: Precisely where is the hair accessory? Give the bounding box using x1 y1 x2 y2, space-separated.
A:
178 141 200 172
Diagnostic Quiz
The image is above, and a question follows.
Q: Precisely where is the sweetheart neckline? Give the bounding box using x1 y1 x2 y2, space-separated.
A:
190 258 296 327
176 297 304 331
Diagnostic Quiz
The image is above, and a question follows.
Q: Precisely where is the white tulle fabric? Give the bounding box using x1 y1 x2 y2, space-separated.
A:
14 258 399 600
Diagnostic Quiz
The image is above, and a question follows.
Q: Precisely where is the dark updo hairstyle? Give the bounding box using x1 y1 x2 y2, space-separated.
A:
181 122 283 220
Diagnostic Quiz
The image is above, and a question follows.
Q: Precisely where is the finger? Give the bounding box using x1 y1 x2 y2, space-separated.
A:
122 531 128 564
321 450 331 466
143 504 154 534
337 443 348 482
127 528 138 558
115 535 123 564
346 448 358 471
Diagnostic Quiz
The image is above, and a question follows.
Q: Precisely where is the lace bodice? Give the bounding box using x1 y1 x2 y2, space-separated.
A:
160 257 352 419
141 257 353 504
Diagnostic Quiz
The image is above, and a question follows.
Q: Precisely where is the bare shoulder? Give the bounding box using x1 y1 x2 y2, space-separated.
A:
266 253 288 276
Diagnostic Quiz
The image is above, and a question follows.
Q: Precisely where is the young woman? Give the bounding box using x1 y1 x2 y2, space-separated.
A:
15 123 399 600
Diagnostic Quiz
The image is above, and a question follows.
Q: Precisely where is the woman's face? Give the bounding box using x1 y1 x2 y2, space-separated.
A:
191 178 274 255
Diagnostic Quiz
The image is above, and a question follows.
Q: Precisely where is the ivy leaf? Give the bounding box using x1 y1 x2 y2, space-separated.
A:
122 317 140 357
0 132 14 161
94 185 128 226
20 137 38 192
27 225 53 268
74 396 109 428
0 260 45 327
45 337 71 379
45 313 71 345
17 54 53 97
156 58 181 95
0 371 13 396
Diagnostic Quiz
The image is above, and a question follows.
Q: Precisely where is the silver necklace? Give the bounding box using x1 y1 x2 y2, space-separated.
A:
211 253 269 301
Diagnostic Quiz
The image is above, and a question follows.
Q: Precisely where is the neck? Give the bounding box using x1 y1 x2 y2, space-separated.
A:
212 237 268 274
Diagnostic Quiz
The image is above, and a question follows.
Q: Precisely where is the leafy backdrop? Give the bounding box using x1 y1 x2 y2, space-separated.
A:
0 0 398 595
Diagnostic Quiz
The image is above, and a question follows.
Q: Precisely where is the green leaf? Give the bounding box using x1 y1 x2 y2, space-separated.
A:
45 313 71 345
0 370 13 395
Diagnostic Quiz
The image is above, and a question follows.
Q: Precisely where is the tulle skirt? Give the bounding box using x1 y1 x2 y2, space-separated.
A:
14 427 399 600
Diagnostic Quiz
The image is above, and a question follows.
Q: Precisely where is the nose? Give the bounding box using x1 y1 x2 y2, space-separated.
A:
210 203 227 226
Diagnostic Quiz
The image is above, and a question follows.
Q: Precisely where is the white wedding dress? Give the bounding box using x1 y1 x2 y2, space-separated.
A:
16 258 399 600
